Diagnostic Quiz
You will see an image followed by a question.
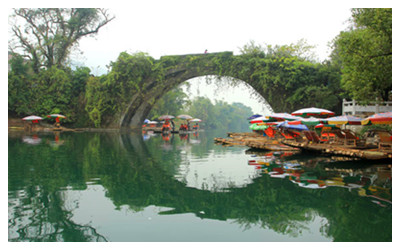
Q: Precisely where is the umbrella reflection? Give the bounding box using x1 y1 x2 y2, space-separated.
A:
22 135 42 145
48 132 65 147
248 152 392 206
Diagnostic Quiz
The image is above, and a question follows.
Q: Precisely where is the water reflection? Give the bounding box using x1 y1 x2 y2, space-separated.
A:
8 131 392 242
247 151 392 207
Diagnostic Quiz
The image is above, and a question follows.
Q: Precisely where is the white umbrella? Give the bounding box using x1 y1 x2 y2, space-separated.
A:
291 107 335 117
177 114 193 120
22 115 43 121
190 118 202 122
158 115 175 120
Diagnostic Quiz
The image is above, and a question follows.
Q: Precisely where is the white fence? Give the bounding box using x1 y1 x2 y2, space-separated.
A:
342 99 392 116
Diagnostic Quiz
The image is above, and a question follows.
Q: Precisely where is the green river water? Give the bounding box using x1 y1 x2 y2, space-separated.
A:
8 130 392 242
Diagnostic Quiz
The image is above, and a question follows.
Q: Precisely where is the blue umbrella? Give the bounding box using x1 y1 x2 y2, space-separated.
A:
247 114 262 120
277 121 309 131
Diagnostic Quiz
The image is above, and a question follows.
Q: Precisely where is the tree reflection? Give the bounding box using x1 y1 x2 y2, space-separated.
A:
8 131 392 242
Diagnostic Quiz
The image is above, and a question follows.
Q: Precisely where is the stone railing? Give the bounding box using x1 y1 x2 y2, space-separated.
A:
342 99 392 116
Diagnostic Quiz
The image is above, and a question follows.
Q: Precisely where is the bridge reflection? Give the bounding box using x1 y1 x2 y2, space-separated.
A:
8 131 392 241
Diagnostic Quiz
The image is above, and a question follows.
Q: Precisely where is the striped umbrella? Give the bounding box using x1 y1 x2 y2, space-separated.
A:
267 113 300 121
249 117 270 124
324 115 363 125
361 112 392 125
291 107 335 117
287 117 323 126
47 114 67 119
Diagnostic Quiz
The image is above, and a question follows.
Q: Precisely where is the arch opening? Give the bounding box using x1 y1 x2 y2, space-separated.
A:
138 75 273 130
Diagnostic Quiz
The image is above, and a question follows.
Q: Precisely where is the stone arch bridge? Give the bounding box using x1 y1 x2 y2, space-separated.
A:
120 51 268 129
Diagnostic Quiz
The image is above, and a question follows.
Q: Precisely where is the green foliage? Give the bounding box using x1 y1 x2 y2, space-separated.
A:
332 8 392 102
360 124 392 136
187 97 253 131
8 64 92 126
147 85 190 120
10 8 114 71
233 41 343 113
9 47 344 127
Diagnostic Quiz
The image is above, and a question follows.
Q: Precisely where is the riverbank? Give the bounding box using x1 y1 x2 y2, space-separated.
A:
8 118 124 133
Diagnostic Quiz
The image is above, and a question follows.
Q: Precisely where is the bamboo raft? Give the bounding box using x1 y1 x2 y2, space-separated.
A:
214 132 391 161
214 132 300 152
282 139 392 161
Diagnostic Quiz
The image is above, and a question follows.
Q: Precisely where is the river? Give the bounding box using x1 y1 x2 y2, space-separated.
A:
8 130 392 242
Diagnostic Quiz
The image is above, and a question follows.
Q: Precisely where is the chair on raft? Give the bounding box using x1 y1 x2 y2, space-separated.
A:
280 129 302 142
376 131 392 151
303 131 323 144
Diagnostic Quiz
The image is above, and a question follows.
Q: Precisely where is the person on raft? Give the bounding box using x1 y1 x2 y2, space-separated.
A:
162 120 172 132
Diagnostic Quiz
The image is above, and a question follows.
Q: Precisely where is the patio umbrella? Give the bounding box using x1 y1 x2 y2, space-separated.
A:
177 114 193 120
190 118 202 122
315 124 340 133
247 114 262 120
47 114 67 119
324 115 363 125
158 115 175 120
361 112 392 125
291 107 335 117
315 124 340 129
47 114 67 123
276 121 309 131
267 113 300 121
249 123 267 131
143 119 150 124
22 115 43 121
288 117 323 126
249 117 273 124
257 122 281 126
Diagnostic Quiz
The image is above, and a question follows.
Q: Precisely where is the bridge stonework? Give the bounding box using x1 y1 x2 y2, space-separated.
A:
119 51 265 129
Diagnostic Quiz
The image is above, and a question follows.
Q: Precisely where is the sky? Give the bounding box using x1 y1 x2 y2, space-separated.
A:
75 0 354 115
5 0 395 115
76 1 354 72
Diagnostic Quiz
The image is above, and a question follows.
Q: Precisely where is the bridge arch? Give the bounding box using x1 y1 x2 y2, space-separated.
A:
120 52 271 129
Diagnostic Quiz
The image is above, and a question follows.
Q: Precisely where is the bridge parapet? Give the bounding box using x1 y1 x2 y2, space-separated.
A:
342 98 392 116
160 51 233 60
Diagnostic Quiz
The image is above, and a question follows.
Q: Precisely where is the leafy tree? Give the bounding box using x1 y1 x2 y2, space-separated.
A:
147 85 190 120
332 8 392 103
187 97 253 131
8 54 33 115
9 8 114 72
236 41 343 113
